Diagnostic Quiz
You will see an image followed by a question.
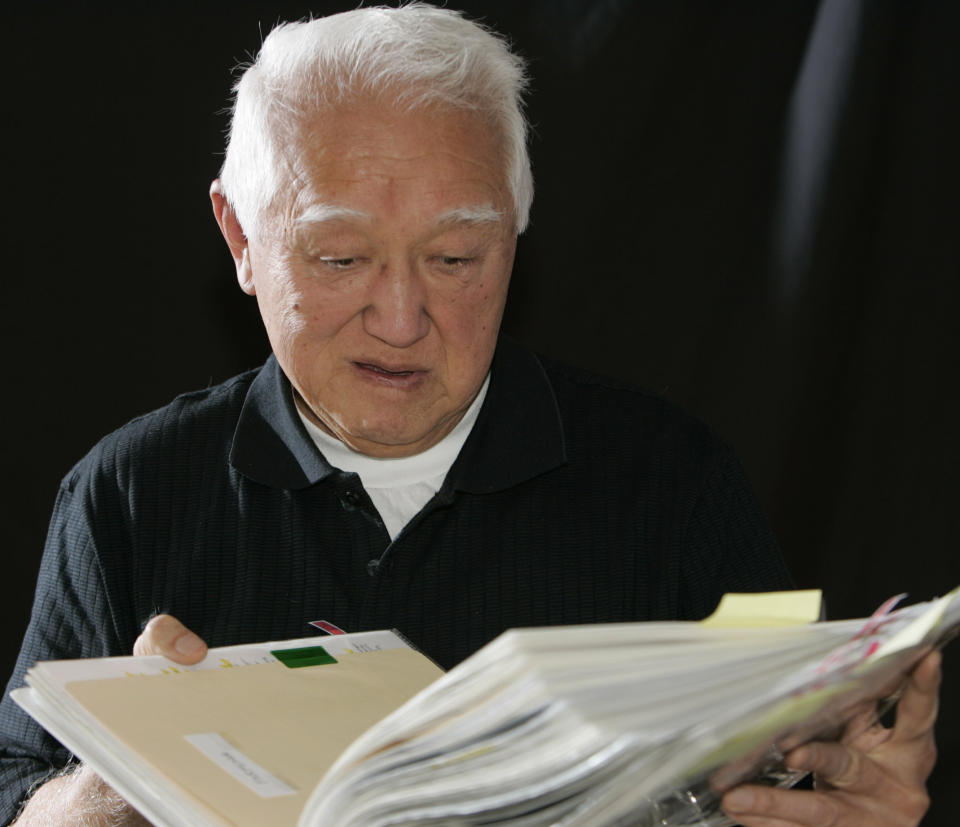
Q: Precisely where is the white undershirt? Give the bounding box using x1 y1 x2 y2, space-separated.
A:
296 375 489 540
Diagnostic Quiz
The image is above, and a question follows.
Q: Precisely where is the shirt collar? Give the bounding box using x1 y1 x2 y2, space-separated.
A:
229 336 567 492
229 355 334 489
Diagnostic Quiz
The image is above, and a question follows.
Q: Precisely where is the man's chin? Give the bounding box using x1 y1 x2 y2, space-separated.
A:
339 427 442 458
333 407 468 458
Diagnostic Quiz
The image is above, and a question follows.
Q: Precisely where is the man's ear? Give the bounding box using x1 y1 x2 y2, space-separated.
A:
210 179 256 295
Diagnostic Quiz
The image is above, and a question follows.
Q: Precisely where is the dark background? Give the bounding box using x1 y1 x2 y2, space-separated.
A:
6 1 958 822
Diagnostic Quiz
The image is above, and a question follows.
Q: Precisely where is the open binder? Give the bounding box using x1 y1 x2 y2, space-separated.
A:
13 586 959 826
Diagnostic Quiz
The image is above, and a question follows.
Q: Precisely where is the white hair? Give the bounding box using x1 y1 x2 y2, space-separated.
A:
220 4 533 239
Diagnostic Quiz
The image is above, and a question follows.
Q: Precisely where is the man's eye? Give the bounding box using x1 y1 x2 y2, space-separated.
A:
433 256 474 271
319 257 361 270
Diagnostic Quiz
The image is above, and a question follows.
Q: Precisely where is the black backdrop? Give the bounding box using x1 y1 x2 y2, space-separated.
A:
6 2 959 822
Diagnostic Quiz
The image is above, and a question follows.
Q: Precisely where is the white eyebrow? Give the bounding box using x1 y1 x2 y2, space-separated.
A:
293 203 504 229
434 205 504 227
294 203 371 226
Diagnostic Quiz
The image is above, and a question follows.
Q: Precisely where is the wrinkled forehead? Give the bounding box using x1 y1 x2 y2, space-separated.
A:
265 96 513 231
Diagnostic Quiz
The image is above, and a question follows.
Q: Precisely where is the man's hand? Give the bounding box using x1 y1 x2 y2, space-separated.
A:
133 613 208 663
13 764 150 827
721 649 941 827
14 615 208 825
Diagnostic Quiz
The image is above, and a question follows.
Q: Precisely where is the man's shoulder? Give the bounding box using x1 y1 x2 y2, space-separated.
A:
63 365 263 490
109 365 261 446
539 353 671 404
534 352 726 459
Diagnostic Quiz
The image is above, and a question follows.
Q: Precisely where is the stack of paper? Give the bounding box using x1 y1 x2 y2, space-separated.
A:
13 587 959 826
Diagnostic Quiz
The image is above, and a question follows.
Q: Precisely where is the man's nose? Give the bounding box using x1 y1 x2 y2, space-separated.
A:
361 259 431 348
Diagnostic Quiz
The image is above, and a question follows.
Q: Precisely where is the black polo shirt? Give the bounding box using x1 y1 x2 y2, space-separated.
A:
0 337 792 822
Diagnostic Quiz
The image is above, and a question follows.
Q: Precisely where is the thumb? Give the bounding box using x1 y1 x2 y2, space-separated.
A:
133 614 207 664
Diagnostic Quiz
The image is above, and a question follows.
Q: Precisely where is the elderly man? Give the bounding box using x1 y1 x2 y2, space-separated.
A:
0 5 940 826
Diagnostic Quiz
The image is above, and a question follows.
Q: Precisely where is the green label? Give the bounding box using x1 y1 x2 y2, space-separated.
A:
270 645 338 668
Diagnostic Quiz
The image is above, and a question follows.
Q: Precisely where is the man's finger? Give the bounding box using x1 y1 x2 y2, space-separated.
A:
784 740 864 788
132 614 207 664
722 783 842 826
891 649 941 742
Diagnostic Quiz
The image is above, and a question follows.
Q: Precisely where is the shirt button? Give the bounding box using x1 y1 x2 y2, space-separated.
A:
367 559 381 576
342 490 362 507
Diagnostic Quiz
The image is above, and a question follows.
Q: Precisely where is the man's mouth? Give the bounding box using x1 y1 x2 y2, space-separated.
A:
355 361 419 377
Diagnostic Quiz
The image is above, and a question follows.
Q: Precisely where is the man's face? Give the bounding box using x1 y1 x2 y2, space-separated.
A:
224 100 516 458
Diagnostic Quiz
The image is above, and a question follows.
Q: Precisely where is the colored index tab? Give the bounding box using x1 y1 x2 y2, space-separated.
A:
308 620 347 635
270 645 338 668
872 587 958 660
702 590 823 628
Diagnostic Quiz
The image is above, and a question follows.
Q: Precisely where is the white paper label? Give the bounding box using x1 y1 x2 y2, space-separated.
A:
184 733 296 798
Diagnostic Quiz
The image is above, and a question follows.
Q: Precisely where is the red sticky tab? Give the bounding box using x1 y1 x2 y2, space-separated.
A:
309 620 347 635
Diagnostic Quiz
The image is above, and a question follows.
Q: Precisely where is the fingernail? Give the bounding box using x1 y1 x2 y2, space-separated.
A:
724 789 754 812
175 633 203 656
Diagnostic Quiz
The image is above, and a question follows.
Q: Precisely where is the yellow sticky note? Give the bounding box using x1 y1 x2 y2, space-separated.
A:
701 590 823 628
